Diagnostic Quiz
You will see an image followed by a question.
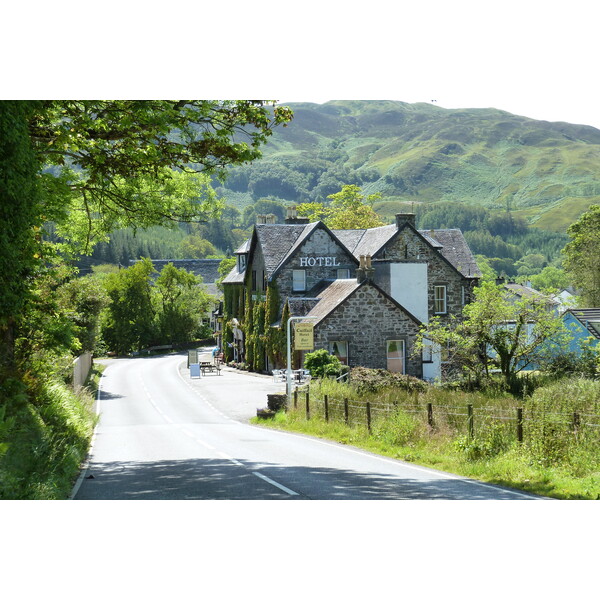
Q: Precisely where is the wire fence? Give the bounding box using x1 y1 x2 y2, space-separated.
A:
290 386 600 442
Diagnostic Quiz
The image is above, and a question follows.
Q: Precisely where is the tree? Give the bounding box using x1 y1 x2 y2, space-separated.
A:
155 263 213 344
29 101 293 253
297 184 384 229
178 235 218 258
100 259 157 354
416 281 569 388
563 204 600 305
1 100 292 377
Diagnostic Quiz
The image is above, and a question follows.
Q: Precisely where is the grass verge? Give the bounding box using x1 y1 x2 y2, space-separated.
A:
252 378 600 500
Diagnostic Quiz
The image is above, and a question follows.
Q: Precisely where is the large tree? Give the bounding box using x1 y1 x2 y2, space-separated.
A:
563 204 600 305
0 100 292 380
416 281 569 388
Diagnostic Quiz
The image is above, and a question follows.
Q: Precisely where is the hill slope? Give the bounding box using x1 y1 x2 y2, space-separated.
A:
217 100 600 232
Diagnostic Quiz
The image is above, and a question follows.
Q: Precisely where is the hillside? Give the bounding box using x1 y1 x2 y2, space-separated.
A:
216 100 600 233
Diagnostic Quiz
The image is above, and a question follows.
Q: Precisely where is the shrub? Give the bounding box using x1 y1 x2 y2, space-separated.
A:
349 366 429 395
304 349 342 379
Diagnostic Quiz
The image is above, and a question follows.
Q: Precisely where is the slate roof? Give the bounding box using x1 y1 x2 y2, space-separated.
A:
566 308 600 339
222 219 481 286
332 224 480 279
303 279 362 324
255 222 317 278
429 229 481 278
504 283 559 305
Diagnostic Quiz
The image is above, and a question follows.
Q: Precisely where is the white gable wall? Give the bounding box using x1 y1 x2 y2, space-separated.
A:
389 263 428 323
389 262 441 381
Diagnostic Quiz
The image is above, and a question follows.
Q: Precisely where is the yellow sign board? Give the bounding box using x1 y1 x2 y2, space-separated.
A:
294 322 314 350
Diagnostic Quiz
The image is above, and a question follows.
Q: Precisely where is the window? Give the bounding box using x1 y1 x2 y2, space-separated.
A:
251 270 257 292
329 341 348 365
292 269 306 292
386 340 405 373
434 285 447 314
422 339 433 363
336 268 350 279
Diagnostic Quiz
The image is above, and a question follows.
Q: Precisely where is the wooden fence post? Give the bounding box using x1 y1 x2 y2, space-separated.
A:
427 403 434 429
366 401 372 434
306 389 310 420
344 398 349 425
572 411 580 433
467 404 474 438
517 407 523 443
324 395 329 422
294 388 298 410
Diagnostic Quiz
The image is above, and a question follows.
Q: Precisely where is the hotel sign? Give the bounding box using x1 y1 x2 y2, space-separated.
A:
299 256 341 267
294 322 314 350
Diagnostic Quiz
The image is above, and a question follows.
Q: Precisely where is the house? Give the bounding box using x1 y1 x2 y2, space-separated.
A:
222 210 481 380
562 308 600 355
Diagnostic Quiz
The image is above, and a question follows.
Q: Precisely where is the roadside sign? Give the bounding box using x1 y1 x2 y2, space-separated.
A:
188 349 198 367
190 363 201 378
295 322 314 350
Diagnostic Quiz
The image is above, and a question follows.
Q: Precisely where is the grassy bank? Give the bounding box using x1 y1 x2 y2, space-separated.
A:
0 367 100 499
253 376 600 500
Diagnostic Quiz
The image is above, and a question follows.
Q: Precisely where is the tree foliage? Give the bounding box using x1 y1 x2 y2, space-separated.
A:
297 184 384 229
563 204 600 305
416 281 569 388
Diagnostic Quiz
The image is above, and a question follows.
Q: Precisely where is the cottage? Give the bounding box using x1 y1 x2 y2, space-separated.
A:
222 211 480 380
562 308 600 355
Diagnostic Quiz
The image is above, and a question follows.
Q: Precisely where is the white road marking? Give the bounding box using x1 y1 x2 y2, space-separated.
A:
253 472 299 496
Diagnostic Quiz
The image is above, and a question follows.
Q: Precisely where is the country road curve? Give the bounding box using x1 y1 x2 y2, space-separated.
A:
72 351 543 500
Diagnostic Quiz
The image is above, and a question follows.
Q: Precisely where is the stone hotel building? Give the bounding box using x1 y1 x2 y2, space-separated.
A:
222 210 481 380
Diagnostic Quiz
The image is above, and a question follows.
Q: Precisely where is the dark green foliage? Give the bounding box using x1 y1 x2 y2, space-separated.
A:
0 101 43 376
304 349 342 379
563 204 600 305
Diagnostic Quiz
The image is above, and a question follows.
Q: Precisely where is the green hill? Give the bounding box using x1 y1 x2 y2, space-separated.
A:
216 100 600 233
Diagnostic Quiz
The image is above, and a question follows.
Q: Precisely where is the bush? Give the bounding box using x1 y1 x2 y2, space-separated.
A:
349 366 429 395
304 349 342 379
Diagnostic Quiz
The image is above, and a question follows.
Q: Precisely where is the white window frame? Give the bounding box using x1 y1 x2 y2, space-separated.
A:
336 268 350 279
434 285 447 314
292 269 306 292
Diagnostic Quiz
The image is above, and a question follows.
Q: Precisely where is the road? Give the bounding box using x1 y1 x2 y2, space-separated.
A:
73 351 541 500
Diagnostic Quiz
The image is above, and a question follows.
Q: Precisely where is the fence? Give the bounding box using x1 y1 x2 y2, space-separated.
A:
291 386 600 442
72 352 93 389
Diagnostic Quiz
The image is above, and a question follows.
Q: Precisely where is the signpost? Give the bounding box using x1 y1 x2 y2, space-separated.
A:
286 316 318 407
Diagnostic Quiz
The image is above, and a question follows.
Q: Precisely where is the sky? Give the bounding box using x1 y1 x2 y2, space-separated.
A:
7 0 600 130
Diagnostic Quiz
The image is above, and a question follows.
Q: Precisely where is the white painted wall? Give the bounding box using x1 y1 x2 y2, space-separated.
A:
389 263 441 380
389 263 428 323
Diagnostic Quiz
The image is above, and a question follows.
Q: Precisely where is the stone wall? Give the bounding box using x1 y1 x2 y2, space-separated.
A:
313 283 423 377
376 228 470 325
275 229 355 301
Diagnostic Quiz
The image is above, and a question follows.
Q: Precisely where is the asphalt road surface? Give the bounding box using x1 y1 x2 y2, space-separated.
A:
73 351 541 500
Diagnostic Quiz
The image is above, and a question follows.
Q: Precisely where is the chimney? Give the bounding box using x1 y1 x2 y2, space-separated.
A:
356 254 375 283
285 205 309 225
396 213 416 229
265 214 277 224
256 214 267 224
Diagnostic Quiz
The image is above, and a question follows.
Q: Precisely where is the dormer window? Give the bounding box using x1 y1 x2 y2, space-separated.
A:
238 254 247 272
